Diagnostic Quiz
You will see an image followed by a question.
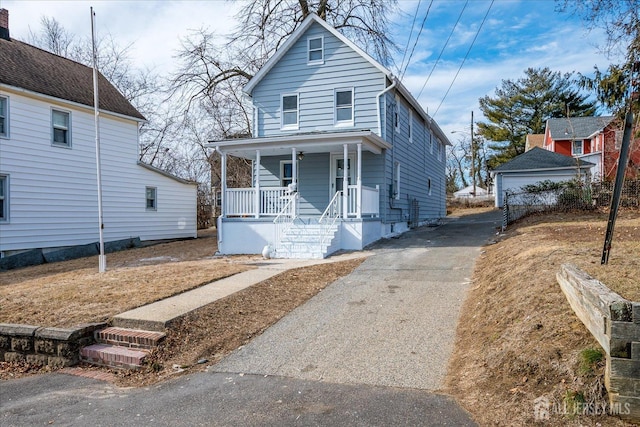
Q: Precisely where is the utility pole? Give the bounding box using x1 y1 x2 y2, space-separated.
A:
471 111 476 196
601 60 639 264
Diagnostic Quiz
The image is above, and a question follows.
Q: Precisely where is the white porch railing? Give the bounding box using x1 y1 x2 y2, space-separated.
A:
319 190 343 247
273 193 298 254
361 185 380 217
225 185 379 218
225 187 288 217
346 185 380 217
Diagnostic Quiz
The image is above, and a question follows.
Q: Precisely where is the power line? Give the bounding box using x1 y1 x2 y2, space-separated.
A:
433 0 494 118
397 0 421 77
417 0 468 99
400 0 434 81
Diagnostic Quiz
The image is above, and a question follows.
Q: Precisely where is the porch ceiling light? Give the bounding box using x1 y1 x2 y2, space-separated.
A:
297 151 304 160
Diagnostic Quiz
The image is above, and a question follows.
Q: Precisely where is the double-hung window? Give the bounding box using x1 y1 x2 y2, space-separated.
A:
335 89 353 125
308 36 323 64
0 96 8 138
281 94 299 130
52 109 71 147
146 186 157 210
0 175 8 221
394 95 400 133
572 140 584 155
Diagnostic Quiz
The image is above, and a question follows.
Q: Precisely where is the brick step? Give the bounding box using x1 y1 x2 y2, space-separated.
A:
95 327 165 350
80 344 149 369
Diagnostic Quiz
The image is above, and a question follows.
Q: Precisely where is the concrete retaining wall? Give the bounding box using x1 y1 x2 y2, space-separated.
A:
557 264 639 423
0 323 106 368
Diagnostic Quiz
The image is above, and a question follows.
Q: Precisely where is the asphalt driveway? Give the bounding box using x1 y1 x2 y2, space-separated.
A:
1 210 502 426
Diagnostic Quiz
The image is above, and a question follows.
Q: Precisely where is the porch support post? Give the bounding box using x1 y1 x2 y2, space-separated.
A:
254 150 260 218
343 143 348 219
357 143 362 219
291 147 297 190
218 147 226 218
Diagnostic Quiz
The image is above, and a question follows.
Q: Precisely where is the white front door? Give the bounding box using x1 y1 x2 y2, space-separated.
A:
330 154 356 197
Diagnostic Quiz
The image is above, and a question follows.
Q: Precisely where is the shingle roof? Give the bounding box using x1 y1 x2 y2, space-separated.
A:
0 37 145 120
525 134 544 151
493 147 594 172
547 116 614 140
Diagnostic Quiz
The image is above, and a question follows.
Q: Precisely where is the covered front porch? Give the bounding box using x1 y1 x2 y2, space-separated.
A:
208 130 391 258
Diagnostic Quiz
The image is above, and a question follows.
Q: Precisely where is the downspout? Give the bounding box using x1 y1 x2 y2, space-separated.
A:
376 77 397 228
376 77 397 139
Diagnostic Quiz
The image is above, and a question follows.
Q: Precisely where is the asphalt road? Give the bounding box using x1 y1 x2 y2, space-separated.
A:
1 210 502 426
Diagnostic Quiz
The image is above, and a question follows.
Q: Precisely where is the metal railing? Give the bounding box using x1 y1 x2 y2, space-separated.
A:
319 190 343 247
272 192 298 254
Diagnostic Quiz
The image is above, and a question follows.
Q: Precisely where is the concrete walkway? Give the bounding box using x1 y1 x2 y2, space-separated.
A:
112 253 373 331
214 209 502 391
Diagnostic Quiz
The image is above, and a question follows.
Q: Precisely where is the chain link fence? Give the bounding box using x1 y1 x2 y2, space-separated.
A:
502 179 640 230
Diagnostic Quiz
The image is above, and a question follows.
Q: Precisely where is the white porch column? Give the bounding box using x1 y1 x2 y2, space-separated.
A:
343 143 348 219
357 143 362 219
291 147 297 190
218 147 226 218
254 150 261 218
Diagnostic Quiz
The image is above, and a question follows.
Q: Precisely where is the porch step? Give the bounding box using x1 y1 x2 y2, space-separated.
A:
80 344 149 370
95 327 165 350
79 326 165 370
274 221 341 259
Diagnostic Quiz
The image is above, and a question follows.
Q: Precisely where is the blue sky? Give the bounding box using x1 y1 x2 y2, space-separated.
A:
0 0 614 139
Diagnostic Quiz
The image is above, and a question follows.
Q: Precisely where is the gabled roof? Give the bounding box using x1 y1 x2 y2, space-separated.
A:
493 147 594 173
243 13 391 95
242 13 450 146
546 116 615 140
525 134 544 151
0 37 145 121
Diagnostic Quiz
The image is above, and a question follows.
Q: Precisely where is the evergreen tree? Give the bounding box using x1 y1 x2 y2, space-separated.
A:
477 67 596 168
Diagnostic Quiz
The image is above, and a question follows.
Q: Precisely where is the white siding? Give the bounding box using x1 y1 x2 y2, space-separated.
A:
0 90 196 253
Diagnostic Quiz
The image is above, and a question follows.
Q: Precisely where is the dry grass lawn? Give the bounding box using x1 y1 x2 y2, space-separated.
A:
446 209 639 426
0 229 253 327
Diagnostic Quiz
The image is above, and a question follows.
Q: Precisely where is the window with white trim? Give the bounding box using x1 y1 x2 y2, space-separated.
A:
281 94 299 129
0 175 7 221
146 186 157 210
394 95 400 133
0 96 8 138
335 89 353 125
393 161 400 200
52 109 71 147
280 160 294 187
572 140 584 155
308 36 324 64
408 109 413 142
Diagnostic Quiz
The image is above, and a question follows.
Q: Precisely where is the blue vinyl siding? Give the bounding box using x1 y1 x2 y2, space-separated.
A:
252 22 384 136
380 92 446 222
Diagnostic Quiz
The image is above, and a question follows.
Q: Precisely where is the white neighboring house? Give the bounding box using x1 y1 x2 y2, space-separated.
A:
453 185 489 199
0 9 197 258
491 147 594 208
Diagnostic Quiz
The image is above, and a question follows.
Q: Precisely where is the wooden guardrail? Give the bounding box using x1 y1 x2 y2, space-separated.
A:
557 264 639 423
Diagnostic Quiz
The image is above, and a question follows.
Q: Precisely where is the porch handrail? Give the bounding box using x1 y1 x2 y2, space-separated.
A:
272 192 298 255
319 190 343 247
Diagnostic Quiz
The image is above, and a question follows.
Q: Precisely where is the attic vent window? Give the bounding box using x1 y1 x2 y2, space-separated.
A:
308 36 324 64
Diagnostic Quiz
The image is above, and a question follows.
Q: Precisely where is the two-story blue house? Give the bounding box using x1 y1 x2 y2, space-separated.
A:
208 13 450 258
